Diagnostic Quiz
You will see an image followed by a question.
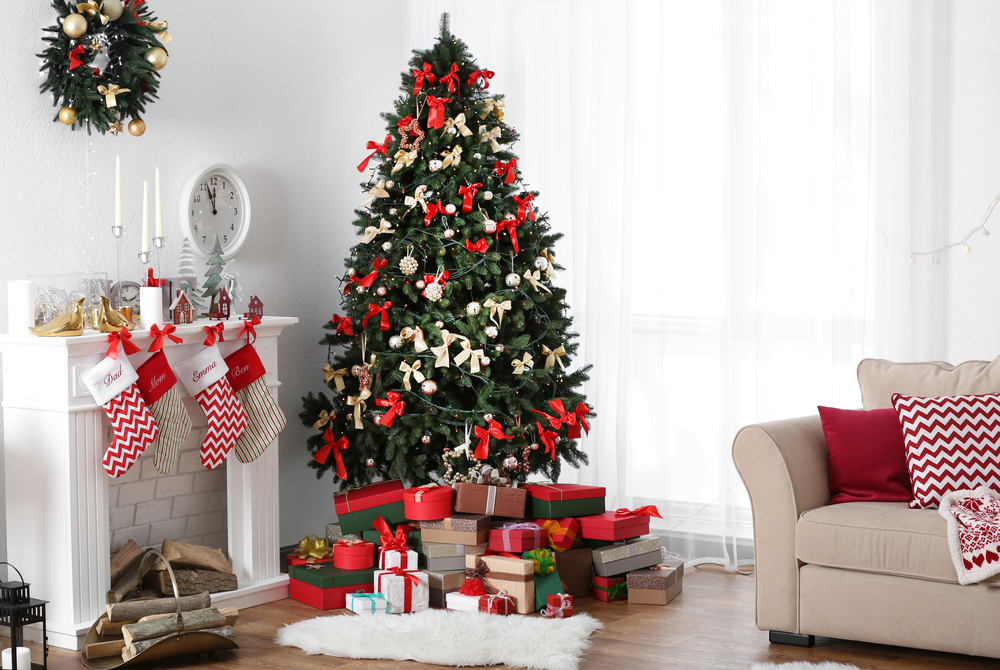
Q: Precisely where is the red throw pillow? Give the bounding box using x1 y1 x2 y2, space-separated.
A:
818 406 912 505
892 393 1000 509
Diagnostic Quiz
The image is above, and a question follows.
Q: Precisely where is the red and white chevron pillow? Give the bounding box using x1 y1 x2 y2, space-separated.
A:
892 393 1000 509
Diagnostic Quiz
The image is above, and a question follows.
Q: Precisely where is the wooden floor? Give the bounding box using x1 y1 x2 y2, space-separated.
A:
43 566 1000 670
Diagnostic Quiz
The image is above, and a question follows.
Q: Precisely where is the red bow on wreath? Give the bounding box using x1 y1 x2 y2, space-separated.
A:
376 392 406 428
372 515 414 553
106 327 139 360
424 201 448 227
495 217 521 255
458 183 482 212
467 69 495 90
494 159 518 184
357 134 392 172
203 322 225 346
240 316 260 344
615 505 663 519
537 422 559 461
532 399 591 439
425 96 452 129
513 193 536 222
362 302 392 330
69 44 87 71
440 63 461 94
315 429 349 480
148 323 182 352
331 314 354 336
473 419 514 460
411 63 437 96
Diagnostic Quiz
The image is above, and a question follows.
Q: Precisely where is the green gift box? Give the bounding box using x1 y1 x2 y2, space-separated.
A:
338 501 408 535
522 548 563 611
525 484 605 518
288 563 375 589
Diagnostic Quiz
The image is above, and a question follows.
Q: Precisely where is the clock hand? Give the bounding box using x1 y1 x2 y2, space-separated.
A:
209 187 218 215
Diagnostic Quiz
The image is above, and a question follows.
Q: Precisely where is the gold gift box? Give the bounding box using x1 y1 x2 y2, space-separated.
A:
465 553 535 614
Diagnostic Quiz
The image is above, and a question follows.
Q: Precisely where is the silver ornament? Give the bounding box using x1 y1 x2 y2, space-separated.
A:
484 221 497 234
435 320 444 328
466 301 482 316
382 241 394 252
483 191 493 201
389 207 398 215
484 413 494 421
429 159 444 172
503 456 518 469
346 268 357 278
504 213 516 221
447 127 458 135
445 203 457 215
421 434 432 444
357 285 366 294
495 344 504 352
367 458 375 467
443 228 455 239
386 180 395 188
485 326 499 338
376 286 388 297
480 356 491 366
421 380 438 395
424 190 434 199
415 280 426 290
389 335 403 349
505 273 521 288
474 153 483 160
534 257 549 271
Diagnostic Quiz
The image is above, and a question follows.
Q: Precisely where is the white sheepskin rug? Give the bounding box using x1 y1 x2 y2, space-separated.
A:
751 663 864 670
276 608 603 670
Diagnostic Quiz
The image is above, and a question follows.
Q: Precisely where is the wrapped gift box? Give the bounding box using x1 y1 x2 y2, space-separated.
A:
333 539 375 570
287 553 335 567
426 555 467 571
325 523 364 545
290 579 369 610
592 575 627 602
489 522 548 553
362 526 420 549
542 593 574 618
348 590 389 614
430 586 459 608
445 591 481 612
479 592 515 615
374 568 430 614
466 554 535 614
584 537 638 549
287 534 335 567
425 569 467 592
420 514 490 545
422 541 488 558
379 547 419 570
525 483 605 518
334 480 407 534
554 547 594 598
536 518 580 552
454 483 527 518
289 564 376 610
592 535 662 576
578 511 652 541
522 548 563 611
404 484 453 520
627 561 684 606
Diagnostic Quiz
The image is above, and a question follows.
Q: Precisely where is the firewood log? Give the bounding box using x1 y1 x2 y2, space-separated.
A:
153 540 233 574
146 569 237 595
106 591 211 622
109 540 143 586
121 608 226 646
84 639 126 660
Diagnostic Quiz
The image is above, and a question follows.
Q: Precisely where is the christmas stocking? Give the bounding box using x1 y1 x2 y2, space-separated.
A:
176 344 247 469
225 343 286 463
81 344 159 478
136 351 193 474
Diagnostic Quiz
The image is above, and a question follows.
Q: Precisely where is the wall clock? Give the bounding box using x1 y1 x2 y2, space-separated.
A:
179 164 251 260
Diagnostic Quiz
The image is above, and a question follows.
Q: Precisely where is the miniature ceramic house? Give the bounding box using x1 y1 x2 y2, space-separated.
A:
244 295 264 319
170 290 194 325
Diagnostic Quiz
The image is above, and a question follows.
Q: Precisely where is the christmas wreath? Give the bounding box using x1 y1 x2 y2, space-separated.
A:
38 0 171 137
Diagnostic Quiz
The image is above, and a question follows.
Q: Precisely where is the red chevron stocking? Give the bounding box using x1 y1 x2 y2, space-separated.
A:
177 344 247 469
225 343 286 463
82 353 159 478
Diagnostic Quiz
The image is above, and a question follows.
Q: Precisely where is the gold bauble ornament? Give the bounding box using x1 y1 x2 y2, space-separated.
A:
127 118 146 137
101 0 123 20
144 47 167 71
62 13 88 38
58 106 77 125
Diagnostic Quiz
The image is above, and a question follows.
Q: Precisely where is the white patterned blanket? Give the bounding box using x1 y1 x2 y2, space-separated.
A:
940 487 1000 585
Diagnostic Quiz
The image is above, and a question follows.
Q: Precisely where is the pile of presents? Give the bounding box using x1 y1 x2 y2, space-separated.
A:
286 478 683 616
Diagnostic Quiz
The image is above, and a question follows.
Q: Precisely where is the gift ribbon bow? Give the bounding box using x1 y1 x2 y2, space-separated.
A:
541 593 573 618
240 316 260 344
512 352 534 375
453 336 484 373
465 558 497 594
76 1 109 24
391 148 419 174
542 344 566 370
421 270 449 300
312 409 332 432
537 422 558 460
513 193 536 222
481 97 506 122
500 522 544 553
106 327 139 360
363 179 390 207
323 364 349 391
468 69 495 90
357 218 395 244
496 217 520 254
98 84 129 108
540 248 557 279
148 19 171 42
615 505 663 519
431 329 455 368
358 134 392 172
424 200 448 227
203 322 225 346
476 465 511 487
458 183 482 212
532 399 591 439
464 238 489 253
400 326 428 352
338 538 365 547
398 360 424 391
440 62 461 93
294 535 333 560
460 576 489 596
376 392 405 428
373 515 414 554
440 145 463 168
473 419 513 459
443 113 473 137
315 429 349 479
479 126 503 152
483 298 511 327
494 159 517 184
69 44 87 71
331 314 354 337
523 269 552 294
412 482 440 502
347 389 371 430
425 96 452 129
606 580 628 600
484 590 514 614
404 186 429 213
524 547 556 575
411 62 437 95
148 323 181 352
352 591 386 613
362 301 392 330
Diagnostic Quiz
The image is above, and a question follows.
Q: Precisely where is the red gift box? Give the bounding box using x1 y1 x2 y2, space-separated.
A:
541 593 574 618
287 553 335 567
403 484 453 520
593 575 627 602
334 479 405 516
333 539 375 570
578 510 654 541
478 592 515 615
488 522 548 553
524 483 606 501
290 580 369 610
536 518 580 551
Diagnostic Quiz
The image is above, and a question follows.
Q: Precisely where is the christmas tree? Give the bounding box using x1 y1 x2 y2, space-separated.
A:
300 15 592 489
176 237 206 315
201 236 225 313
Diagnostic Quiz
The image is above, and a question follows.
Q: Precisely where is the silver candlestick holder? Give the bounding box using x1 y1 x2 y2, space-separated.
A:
153 236 167 279
111 225 124 311
138 251 152 264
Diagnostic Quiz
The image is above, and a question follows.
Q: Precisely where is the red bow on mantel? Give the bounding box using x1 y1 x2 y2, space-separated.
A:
315 428 349 480
106 327 139 360
357 134 392 173
473 419 514 460
494 159 517 184
372 515 414 553
513 193 536 222
331 314 354 337
425 96 453 129
532 399 591 439
362 302 392 330
411 63 437 96
495 217 521 255
440 63 461 94
240 316 260 344
148 323 182 352
458 183 482 213
464 238 490 253
467 69 495 90
424 201 448 227
203 322 225 346
376 392 406 428
615 505 663 519
537 421 558 461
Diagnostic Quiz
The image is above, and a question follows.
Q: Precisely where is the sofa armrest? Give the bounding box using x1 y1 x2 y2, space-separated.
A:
732 414 830 634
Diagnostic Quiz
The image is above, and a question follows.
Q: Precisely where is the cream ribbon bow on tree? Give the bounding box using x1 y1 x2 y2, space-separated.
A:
392 148 418 174
399 326 428 352
97 84 129 108
540 247 557 280
523 269 552 294
431 329 456 368
440 146 463 168
483 298 511 327
322 364 349 391
363 179 390 207
542 344 566 370
480 97 506 122
405 185 430 213
453 336 485 373
512 352 534 375
148 20 172 42
443 113 473 137
76 1 109 24
479 126 503 152
357 218 394 244
347 388 371 430
399 360 425 391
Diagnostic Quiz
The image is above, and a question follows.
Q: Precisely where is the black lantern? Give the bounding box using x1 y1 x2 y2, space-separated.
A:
0 563 47 670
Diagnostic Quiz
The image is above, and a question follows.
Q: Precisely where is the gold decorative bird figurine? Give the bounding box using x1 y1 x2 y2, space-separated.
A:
97 296 135 332
29 298 85 337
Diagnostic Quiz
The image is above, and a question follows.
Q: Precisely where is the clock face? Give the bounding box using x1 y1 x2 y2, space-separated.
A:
110 281 142 314
181 165 251 259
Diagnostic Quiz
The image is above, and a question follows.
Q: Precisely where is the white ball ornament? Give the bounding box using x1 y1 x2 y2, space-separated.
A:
534 257 549 271
389 335 403 349
421 380 438 395
447 127 458 135
429 159 444 172
382 241 394 252
483 191 493 201
346 268 357 278
504 213 516 221
399 256 418 275
443 228 455 239
484 221 497 234
389 208 398 215
495 344 505 353
415 280 426 290
474 153 483 160
424 282 444 302
376 286 388 297
480 356 491 366
445 203 457 215
367 458 375 467
503 456 518 470
386 180 395 188
466 302 482 316
485 326 499 338
484 413 494 421
102 0 124 20
356 285 366 294
435 320 444 328
505 273 521 288
421 434 432 444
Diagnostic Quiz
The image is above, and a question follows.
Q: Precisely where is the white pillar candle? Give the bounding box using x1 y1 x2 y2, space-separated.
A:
2 646 31 670
115 155 122 227
155 167 163 238
139 286 164 331
142 180 149 253
7 280 35 334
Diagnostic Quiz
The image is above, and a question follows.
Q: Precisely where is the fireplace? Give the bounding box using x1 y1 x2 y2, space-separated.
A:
0 316 296 650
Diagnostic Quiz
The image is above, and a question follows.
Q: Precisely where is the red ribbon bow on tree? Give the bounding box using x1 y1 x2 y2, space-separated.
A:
473 419 514 460
372 515 414 553
357 134 392 172
536 421 558 461
464 238 490 253
106 327 139 360
376 392 406 428
615 505 663 519
458 183 482 212
411 63 437 95
440 63 461 93
494 159 518 184
495 217 521 254
420 271 449 299
424 200 448 227
148 323 182 352
425 96 452 129
362 302 392 330
532 399 591 439
315 428 349 480
203 323 225 346
513 193 536 222
397 115 416 134
467 69 495 90
331 314 354 336
69 44 87 70
240 316 260 344
344 269 379 294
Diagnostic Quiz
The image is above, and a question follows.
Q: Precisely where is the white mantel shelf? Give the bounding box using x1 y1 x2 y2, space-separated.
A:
0 316 297 650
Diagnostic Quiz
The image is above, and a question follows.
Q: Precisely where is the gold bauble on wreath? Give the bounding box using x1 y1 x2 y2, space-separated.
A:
58 106 77 125
144 47 167 71
101 0 123 20
128 118 146 136
62 13 87 38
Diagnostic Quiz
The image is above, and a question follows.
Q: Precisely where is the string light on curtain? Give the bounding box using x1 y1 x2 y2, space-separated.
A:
886 188 1000 263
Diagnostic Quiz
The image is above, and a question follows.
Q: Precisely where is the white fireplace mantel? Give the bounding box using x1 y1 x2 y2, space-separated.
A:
0 316 297 650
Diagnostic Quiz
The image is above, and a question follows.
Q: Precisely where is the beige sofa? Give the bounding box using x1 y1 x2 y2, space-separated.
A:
732 358 1000 657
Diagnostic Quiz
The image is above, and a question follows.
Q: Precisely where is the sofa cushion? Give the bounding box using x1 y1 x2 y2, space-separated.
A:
797 502 1000 586
818 406 912 504
857 357 1000 410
